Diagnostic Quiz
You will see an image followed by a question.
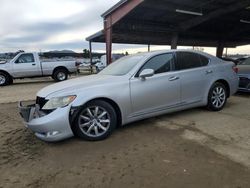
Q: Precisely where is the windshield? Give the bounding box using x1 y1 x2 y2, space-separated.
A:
241 58 250 65
99 55 144 76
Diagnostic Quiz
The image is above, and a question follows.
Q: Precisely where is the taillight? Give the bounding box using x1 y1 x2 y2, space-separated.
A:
232 66 238 73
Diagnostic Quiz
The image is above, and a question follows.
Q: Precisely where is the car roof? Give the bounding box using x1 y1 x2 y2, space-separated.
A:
133 49 217 60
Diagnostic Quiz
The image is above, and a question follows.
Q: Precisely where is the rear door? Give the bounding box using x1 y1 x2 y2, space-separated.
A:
174 52 212 104
130 53 181 116
12 53 42 77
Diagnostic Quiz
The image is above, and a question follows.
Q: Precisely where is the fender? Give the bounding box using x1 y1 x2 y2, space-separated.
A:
0 69 13 78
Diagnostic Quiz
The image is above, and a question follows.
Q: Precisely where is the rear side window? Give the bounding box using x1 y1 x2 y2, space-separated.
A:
175 52 209 70
138 53 173 75
199 54 209 66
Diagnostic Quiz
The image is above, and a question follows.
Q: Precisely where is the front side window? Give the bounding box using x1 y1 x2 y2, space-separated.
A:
138 53 173 75
16 54 35 64
99 55 144 76
175 52 205 70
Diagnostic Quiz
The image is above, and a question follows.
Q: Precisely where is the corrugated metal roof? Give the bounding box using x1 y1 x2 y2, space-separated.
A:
101 0 128 18
86 30 103 41
87 0 250 47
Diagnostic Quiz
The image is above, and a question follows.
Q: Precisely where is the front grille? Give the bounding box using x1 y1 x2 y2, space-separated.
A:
36 97 48 108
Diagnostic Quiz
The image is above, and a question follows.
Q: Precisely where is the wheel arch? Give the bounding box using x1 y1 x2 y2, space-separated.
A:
86 98 122 127
0 70 12 78
53 66 69 74
214 79 230 98
71 97 123 127
0 70 13 84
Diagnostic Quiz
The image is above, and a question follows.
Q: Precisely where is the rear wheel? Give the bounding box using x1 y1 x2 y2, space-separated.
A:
72 100 117 141
0 72 11 86
207 82 227 111
53 69 68 82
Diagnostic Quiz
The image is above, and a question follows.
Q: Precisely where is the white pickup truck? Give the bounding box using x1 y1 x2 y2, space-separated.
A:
95 54 124 72
0 52 78 86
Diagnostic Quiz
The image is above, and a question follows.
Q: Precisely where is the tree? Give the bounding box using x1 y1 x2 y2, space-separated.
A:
125 51 129 56
83 49 90 58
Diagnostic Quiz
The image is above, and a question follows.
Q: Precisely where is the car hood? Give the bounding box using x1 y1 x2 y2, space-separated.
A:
0 60 7 64
237 65 250 75
37 74 123 98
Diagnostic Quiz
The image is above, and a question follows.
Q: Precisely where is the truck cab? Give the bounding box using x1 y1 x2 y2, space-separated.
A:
11 52 42 78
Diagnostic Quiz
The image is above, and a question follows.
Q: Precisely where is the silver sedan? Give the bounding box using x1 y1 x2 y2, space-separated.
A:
19 50 239 142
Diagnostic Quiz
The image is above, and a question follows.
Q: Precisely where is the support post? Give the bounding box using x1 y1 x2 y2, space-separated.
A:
148 44 150 52
105 18 112 65
89 41 93 74
171 34 178 49
216 43 224 57
102 0 143 64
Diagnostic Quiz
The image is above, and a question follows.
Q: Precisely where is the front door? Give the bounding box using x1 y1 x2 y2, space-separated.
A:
130 53 181 117
12 53 41 77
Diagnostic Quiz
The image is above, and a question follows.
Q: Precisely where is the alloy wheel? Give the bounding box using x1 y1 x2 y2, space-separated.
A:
57 72 66 81
211 86 226 108
78 106 111 138
0 75 6 85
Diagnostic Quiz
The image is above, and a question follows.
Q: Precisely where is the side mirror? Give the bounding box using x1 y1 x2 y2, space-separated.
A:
139 69 154 79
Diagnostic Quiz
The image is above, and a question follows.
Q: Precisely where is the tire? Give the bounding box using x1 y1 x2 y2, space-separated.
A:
53 69 68 82
72 100 117 141
9 77 13 85
207 82 227 111
96 66 100 73
0 72 11 86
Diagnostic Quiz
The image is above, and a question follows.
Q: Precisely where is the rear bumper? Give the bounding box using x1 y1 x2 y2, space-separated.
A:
18 101 74 142
228 76 239 96
238 88 250 92
238 76 250 92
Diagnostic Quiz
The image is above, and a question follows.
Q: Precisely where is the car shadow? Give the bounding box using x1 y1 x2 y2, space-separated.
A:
116 107 204 131
44 102 239 146
235 92 250 98
12 79 54 86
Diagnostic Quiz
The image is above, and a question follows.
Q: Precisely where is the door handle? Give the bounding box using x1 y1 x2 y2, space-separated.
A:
168 76 179 81
206 70 213 74
32 63 36 66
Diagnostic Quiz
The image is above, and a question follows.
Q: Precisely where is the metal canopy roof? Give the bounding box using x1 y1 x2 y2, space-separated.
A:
87 0 250 48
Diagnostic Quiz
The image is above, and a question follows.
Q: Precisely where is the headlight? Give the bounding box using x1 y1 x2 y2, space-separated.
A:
42 95 76 110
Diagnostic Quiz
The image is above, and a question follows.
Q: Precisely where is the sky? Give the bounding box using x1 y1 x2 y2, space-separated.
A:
0 0 250 55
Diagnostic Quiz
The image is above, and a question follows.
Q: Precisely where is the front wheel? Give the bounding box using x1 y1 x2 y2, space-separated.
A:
53 69 68 82
72 100 117 141
0 72 11 86
207 82 227 111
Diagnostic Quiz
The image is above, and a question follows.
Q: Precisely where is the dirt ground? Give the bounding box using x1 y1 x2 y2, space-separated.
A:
0 76 80 104
0 78 250 188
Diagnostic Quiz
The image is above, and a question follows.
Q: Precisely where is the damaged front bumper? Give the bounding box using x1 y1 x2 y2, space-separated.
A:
18 101 74 142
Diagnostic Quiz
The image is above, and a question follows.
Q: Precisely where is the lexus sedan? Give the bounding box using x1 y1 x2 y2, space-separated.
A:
237 57 250 92
19 50 239 142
